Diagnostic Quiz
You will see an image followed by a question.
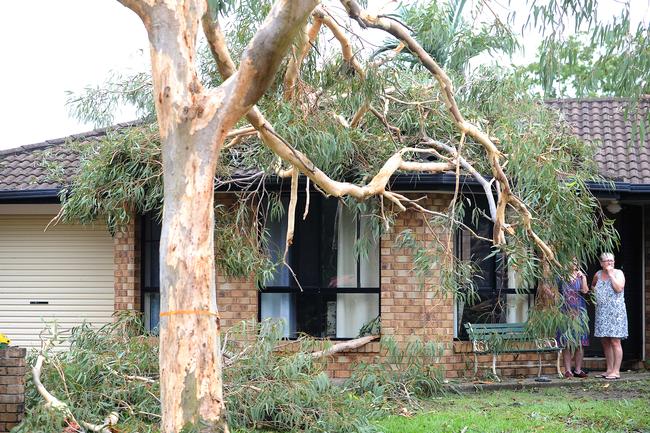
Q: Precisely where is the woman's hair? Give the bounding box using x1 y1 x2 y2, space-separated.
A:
600 252 615 261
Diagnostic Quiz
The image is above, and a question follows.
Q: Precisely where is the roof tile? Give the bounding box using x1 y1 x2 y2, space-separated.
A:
3 99 650 193
546 98 650 184
0 122 140 193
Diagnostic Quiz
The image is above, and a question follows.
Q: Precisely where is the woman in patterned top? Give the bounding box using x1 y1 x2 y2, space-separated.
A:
558 260 590 378
592 252 628 380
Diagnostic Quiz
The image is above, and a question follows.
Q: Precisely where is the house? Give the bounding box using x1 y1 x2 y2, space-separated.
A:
1 99 648 379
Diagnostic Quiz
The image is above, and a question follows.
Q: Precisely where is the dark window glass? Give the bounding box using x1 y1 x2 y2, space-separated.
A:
455 196 534 339
142 213 161 333
261 195 380 339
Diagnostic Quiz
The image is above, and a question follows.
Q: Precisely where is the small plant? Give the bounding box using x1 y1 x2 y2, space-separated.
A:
0 333 10 349
346 337 445 407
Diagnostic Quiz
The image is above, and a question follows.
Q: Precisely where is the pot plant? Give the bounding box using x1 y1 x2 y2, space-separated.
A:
0 333 10 349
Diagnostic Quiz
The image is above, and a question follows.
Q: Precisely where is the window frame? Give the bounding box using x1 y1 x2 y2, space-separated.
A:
140 212 162 333
453 196 536 340
258 193 381 340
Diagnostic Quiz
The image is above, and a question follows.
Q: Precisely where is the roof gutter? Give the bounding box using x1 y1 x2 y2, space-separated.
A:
4 176 650 202
391 175 650 197
0 189 61 202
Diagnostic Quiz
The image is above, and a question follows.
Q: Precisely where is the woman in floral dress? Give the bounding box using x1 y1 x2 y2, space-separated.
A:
592 252 627 380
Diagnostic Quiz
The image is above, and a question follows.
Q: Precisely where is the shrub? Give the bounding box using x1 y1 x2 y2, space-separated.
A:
346 337 445 406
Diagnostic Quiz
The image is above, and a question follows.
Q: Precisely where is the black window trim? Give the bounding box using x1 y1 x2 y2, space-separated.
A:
454 195 537 340
258 192 382 340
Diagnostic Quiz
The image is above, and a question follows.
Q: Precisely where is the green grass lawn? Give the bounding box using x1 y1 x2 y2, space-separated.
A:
377 380 650 433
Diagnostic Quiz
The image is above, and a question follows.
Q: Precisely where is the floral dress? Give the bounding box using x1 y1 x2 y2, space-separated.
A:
594 271 628 338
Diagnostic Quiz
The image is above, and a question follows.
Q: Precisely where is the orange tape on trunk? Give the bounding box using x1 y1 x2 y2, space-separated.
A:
159 310 220 318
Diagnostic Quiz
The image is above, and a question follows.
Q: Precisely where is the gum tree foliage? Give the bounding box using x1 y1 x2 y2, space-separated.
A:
523 0 650 99
37 0 630 431
374 0 519 75
521 32 650 98
17 315 444 433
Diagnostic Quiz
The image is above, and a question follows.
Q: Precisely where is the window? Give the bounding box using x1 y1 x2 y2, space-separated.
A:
454 196 534 339
142 213 161 333
261 194 380 339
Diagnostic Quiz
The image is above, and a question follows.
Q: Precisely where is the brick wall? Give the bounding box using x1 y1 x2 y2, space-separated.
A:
113 192 563 379
381 194 454 344
0 348 26 432
217 274 258 329
215 194 259 329
375 193 559 379
114 215 141 312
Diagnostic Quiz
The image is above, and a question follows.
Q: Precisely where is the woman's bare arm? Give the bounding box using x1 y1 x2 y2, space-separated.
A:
579 272 589 294
609 269 625 293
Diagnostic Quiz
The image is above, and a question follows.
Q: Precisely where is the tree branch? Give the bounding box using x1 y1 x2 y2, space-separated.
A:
284 18 323 100
284 168 299 261
201 18 458 201
33 329 120 433
116 0 152 27
340 0 556 262
314 6 365 78
222 0 320 124
310 335 378 359
423 138 497 222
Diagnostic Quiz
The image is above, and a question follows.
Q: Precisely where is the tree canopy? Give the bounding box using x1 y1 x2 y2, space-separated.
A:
56 1 619 291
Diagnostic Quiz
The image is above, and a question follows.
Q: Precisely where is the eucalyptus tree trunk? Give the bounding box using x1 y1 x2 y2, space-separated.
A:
115 1 317 431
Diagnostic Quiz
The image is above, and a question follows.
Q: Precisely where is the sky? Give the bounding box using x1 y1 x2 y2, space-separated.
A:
0 1 149 150
0 1 648 151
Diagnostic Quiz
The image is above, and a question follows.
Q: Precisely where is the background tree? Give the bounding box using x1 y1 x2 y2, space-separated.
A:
521 31 650 98
523 1 650 98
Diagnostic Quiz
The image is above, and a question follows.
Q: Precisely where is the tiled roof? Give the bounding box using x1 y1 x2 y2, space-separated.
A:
0 122 139 193
546 98 650 184
0 140 78 192
2 98 650 194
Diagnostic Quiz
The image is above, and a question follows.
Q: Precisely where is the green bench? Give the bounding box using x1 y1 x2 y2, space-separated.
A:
464 322 562 381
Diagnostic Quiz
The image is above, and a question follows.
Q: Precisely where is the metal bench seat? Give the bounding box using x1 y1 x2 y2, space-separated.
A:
464 322 562 381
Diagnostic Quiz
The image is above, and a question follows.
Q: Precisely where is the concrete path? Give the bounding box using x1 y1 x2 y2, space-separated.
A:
446 371 650 393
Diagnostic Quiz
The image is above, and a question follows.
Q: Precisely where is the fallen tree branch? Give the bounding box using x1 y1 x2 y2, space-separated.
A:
33 328 120 433
339 0 556 263
33 353 68 412
423 138 497 222
311 335 379 359
284 168 299 262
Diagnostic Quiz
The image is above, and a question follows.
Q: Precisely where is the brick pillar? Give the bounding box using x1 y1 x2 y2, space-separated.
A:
0 347 26 432
380 193 453 344
214 194 258 329
114 216 141 311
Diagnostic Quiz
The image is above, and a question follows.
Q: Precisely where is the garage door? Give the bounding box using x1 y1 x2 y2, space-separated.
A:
0 215 114 349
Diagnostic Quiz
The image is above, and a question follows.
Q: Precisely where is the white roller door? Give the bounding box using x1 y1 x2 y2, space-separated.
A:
0 213 114 349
